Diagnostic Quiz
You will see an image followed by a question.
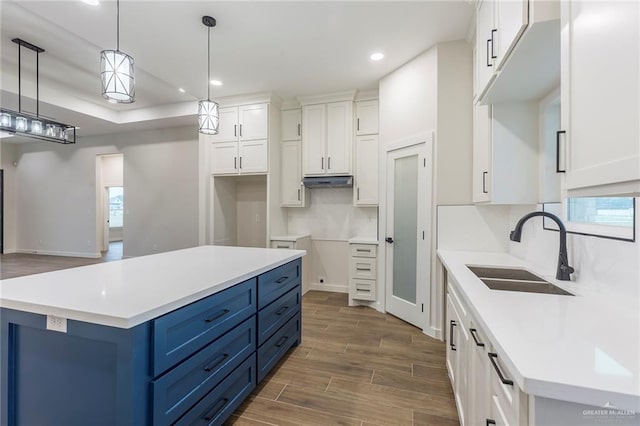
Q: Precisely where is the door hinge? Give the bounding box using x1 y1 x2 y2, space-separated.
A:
421 304 424 313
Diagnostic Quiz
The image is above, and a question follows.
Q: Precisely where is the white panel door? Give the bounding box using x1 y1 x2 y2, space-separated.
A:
385 143 431 329
211 107 238 143
495 0 528 70
302 104 327 176
238 139 268 174
563 1 640 192
239 103 268 141
210 142 238 175
354 135 379 206
281 109 302 141
281 141 304 206
326 101 352 175
356 100 379 135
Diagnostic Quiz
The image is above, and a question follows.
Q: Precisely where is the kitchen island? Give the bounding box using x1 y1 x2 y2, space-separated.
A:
0 245 305 426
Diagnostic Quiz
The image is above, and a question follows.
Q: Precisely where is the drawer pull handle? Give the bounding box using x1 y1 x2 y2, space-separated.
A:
356 249 371 253
470 328 485 347
203 397 229 422
356 288 370 292
204 353 229 372
488 352 514 386
276 306 289 315
449 320 457 351
204 309 230 323
356 267 371 271
275 276 289 284
277 245 289 248
275 336 289 348
487 420 496 426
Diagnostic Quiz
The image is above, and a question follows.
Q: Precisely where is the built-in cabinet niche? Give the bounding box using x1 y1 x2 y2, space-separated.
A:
212 175 267 248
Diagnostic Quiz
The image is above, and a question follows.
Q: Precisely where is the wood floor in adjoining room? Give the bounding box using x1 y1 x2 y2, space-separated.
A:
228 291 459 426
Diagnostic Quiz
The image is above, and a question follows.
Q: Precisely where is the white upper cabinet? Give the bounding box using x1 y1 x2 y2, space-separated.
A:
302 104 327 175
302 101 353 176
494 0 528 70
239 104 268 141
561 1 640 196
209 102 269 175
356 100 379 135
281 140 306 207
354 135 379 206
281 109 302 141
476 0 497 98
472 105 491 203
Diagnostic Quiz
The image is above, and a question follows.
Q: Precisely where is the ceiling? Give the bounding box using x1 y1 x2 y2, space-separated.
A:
0 1 473 137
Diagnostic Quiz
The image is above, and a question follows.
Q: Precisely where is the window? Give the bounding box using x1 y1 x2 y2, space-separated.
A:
108 186 124 228
543 197 636 241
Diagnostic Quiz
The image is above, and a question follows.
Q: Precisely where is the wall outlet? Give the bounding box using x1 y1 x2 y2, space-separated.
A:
319 276 325 284
46 315 67 333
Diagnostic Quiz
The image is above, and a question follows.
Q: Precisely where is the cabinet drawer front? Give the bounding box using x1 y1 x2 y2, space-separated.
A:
174 353 256 426
489 352 525 424
153 279 257 376
258 287 300 346
271 241 294 249
349 278 376 301
350 257 376 280
152 317 256 425
258 259 301 309
257 313 301 382
349 244 377 258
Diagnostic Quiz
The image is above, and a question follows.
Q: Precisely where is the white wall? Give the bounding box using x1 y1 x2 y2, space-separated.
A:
236 177 267 248
1 142 18 253
11 126 199 258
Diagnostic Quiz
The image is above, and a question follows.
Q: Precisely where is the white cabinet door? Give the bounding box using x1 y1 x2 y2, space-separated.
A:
281 109 302 141
354 135 379 206
238 139 267 174
326 101 352 175
239 103 268 141
356 100 379 135
473 105 491 203
281 141 305 207
468 324 491 426
495 0 528 70
476 0 496 98
211 107 239 143
210 142 238 175
562 1 640 195
302 104 327 176
446 295 459 392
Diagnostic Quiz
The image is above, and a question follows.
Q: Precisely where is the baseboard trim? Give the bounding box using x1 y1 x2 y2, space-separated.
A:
15 249 101 259
309 283 348 294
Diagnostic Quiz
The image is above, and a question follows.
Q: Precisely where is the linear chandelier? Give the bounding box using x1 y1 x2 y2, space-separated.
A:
198 15 219 135
0 38 76 144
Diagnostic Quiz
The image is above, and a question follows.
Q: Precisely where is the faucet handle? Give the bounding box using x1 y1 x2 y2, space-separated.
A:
560 265 575 274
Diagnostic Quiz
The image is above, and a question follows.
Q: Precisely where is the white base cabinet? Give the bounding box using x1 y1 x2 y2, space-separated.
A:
348 243 377 303
270 235 311 294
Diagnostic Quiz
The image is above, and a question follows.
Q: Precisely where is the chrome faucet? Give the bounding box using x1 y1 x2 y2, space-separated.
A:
509 211 575 281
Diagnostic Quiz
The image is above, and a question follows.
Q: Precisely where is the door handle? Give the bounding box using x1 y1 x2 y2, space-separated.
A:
239 157 243 169
239 124 243 137
297 123 301 136
234 157 237 169
321 157 324 170
234 124 237 137
490 29 497 59
297 189 301 201
482 171 488 194
486 39 492 67
328 157 331 170
385 237 394 243
357 118 360 131
556 130 566 173
449 320 457 351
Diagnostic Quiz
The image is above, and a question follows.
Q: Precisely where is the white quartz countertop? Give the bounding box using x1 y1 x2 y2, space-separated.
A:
437 250 640 412
270 234 311 242
0 246 305 329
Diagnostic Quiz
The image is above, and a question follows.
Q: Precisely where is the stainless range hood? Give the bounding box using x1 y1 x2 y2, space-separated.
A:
302 175 353 188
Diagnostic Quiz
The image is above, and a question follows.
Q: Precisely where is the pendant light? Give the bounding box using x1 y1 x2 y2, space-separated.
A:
100 0 135 103
198 16 219 135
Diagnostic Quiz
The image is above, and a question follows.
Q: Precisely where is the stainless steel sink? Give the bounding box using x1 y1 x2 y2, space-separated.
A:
467 265 574 296
467 266 545 282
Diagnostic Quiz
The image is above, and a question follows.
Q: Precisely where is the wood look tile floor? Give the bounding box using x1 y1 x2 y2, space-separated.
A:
227 291 459 426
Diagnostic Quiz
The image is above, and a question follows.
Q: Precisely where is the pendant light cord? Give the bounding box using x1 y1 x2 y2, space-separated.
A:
207 26 211 101
116 0 120 51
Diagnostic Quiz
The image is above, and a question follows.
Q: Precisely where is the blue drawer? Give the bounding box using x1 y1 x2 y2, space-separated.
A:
174 353 256 426
257 312 301 382
152 316 256 425
258 259 301 309
257 287 300 346
153 279 257 376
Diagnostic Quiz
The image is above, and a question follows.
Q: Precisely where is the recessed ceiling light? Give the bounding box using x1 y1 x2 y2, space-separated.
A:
179 88 186 93
370 52 384 61
210 80 223 86
82 0 99 5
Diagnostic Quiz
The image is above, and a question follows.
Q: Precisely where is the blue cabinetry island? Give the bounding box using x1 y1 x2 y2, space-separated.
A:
0 246 304 426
